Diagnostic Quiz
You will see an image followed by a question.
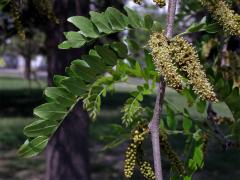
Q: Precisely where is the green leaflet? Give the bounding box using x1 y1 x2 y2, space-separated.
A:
61 77 87 96
144 14 153 30
105 7 128 31
182 109 192 133
67 16 99 38
18 136 48 158
44 87 77 106
184 130 205 179
90 11 112 34
64 31 87 48
82 55 107 74
53 75 68 86
124 7 142 28
166 105 178 130
58 41 71 49
110 42 128 59
71 60 96 82
122 84 153 126
83 76 116 120
34 103 67 121
84 86 106 120
95 46 118 65
24 120 58 137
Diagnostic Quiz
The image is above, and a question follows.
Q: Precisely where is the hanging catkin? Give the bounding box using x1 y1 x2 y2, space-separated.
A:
10 0 25 40
201 0 240 36
169 36 218 102
149 32 183 91
153 0 166 8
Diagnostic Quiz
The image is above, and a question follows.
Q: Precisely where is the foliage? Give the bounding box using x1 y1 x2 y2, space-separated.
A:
19 1 240 180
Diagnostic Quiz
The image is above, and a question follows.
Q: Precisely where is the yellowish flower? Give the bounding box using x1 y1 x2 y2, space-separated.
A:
170 36 218 102
139 161 155 180
201 0 240 36
133 0 142 5
153 0 166 8
124 127 148 178
149 32 183 91
10 0 25 40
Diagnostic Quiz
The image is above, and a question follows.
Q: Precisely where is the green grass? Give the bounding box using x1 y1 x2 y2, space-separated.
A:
0 76 45 117
0 117 33 149
0 76 46 90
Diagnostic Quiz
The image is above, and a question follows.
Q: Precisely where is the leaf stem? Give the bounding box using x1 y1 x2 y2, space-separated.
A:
148 1 178 180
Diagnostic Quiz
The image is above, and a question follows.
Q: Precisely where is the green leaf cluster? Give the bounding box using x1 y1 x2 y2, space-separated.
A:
19 41 129 157
122 83 153 126
58 7 159 49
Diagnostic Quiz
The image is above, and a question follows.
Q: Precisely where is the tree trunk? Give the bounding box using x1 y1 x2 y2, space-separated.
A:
46 101 90 180
45 1 90 179
24 56 31 80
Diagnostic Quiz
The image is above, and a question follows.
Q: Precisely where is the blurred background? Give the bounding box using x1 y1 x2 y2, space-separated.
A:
1 0 240 180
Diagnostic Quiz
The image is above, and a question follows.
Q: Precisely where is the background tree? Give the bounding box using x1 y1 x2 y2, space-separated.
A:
44 1 91 179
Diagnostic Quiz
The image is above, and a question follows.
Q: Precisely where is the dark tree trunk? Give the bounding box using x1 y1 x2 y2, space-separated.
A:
45 1 90 180
46 101 90 180
24 56 31 80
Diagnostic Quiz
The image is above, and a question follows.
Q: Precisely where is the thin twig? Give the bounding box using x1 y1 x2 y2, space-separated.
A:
148 1 178 180
166 0 178 38
220 37 229 68
149 77 166 180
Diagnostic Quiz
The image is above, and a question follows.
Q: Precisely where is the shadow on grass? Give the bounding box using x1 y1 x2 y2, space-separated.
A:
0 89 45 117
0 88 155 117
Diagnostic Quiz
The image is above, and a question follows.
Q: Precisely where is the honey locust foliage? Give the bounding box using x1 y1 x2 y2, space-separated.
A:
19 6 160 158
19 1 240 180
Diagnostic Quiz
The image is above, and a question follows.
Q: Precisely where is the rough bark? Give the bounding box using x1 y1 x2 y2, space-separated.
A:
24 55 31 80
45 1 90 180
46 101 90 180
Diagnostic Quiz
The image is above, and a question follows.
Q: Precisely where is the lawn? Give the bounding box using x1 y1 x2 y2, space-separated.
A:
0 76 46 90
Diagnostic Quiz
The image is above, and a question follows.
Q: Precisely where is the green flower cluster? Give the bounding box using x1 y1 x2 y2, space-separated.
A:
169 36 218 102
153 0 166 8
148 32 183 91
134 0 165 7
32 0 59 23
124 127 148 178
10 0 25 40
133 0 143 5
124 142 138 178
139 161 155 180
201 0 240 36
149 32 218 102
124 125 155 180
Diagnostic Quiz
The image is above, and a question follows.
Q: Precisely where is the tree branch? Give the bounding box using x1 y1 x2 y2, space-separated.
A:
149 1 178 180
